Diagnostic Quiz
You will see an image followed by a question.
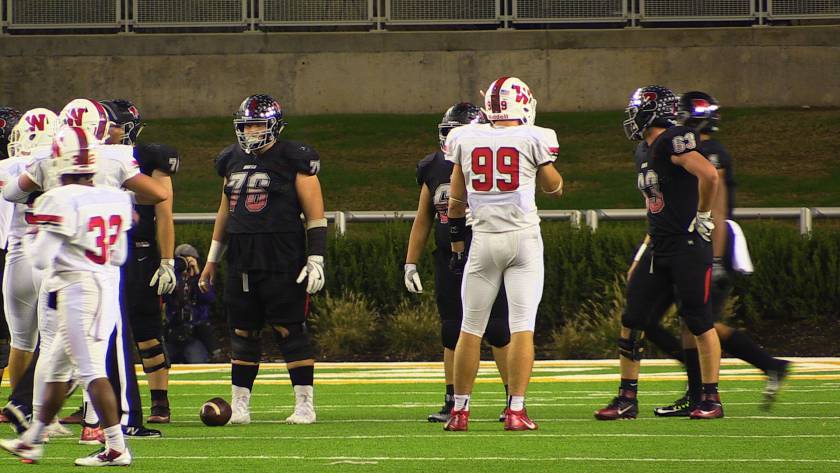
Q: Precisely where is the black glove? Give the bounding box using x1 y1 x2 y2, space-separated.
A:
712 257 729 287
449 251 467 276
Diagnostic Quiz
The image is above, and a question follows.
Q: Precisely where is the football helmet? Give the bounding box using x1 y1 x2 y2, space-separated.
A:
483 77 536 125
678 91 720 134
8 108 58 158
0 107 22 160
623 85 679 141
233 94 287 154
100 99 144 145
438 102 486 149
59 98 110 143
50 126 98 178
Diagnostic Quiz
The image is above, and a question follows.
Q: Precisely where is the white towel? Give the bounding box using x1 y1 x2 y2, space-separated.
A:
726 219 754 274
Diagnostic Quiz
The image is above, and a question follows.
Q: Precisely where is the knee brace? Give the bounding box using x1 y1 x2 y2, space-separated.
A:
618 329 645 361
483 317 510 349
231 329 262 363
137 338 170 374
440 319 461 350
271 324 315 363
0 339 9 368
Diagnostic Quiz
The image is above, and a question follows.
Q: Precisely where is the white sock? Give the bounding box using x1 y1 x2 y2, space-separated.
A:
21 420 46 445
232 385 251 403
293 385 313 398
103 424 125 453
83 395 99 426
509 395 525 411
453 394 470 411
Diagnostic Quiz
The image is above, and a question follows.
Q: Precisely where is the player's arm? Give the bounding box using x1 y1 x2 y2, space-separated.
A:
404 184 434 293
123 173 169 205
198 185 230 293
447 164 468 276
4 173 39 203
672 150 719 240
26 230 63 270
295 172 326 295
537 163 564 198
148 170 177 295
710 169 727 258
627 234 651 281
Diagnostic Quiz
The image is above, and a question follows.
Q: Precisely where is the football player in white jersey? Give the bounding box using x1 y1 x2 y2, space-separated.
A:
443 77 563 432
0 126 133 466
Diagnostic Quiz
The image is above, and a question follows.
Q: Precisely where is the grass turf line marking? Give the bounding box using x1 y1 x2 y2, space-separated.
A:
168 415 840 424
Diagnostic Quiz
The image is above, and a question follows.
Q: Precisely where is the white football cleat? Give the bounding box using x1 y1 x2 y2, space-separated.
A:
229 386 251 425
285 385 316 424
74 447 132 467
44 420 73 438
0 438 43 463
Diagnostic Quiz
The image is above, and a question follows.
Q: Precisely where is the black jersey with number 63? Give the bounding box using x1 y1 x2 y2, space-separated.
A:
215 140 321 275
131 143 180 244
634 125 702 240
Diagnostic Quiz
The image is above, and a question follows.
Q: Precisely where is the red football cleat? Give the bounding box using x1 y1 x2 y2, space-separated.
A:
79 425 105 445
503 408 538 431
689 399 724 419
594 396 638 420
443 409 469 431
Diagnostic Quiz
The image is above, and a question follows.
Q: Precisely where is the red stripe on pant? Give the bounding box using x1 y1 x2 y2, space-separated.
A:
704 266 712 304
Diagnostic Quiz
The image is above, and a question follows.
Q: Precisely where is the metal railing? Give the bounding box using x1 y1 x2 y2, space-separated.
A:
174 207 840 236
133 0 248 28
385 0 499 25
768 0 840 19
639 0 755 22
512 0 628 24
6 0 121 30
260 0 373 26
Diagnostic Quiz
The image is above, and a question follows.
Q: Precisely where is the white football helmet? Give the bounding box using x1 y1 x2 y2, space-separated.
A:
50 126 98 179
8 108 58 158
59 98 110 143
483 77 537 125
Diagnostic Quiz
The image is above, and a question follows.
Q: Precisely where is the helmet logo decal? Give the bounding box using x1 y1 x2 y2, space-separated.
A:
511 84 530 104
0 119 5 129
66 108 87 127
642 91 658 102
25 114 46 132
128 105 140 118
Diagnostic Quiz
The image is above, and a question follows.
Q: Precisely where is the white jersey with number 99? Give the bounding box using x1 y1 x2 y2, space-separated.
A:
444 123 558 233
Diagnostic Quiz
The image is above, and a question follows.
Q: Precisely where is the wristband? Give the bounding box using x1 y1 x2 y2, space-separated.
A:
633 242 647 262
207 240 227 264
449 216 467 243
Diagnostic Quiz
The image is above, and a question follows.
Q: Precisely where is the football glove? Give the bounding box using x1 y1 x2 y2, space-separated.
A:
712 257 728 285
449 251 467 276
691 211 714 242
150 259 176 295
404 264 423 293
296 255 325 294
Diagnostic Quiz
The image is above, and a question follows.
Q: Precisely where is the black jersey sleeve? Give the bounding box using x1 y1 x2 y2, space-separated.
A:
139 143 180 175
659 126 700 157
285 141 321 176
416 152 436 187
214 144 238 178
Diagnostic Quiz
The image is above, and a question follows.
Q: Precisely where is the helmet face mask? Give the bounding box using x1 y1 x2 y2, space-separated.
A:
234 95 286 154
678 91 720 134
623 86 679 141
438 102 486 149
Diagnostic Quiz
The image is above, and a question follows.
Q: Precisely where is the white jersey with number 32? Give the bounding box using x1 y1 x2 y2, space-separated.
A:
444 123 558 233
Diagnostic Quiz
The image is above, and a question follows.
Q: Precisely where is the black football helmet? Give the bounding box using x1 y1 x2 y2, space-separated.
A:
438 102 486 149
623 85 679 141
0 107 22 160
678 91 720 134
100 99 145 145
234 94 287 154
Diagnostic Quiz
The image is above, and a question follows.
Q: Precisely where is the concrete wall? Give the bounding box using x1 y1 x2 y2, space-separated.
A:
1 26 839 117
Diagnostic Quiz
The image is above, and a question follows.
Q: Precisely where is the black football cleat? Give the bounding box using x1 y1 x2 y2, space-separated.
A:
147 405 171 424
690 399 724 419
3 401 32 435
653 394 695 417
59 406 84 425
428 403 453 423
594 396 638 420
762 360 790 411
122 425 162 438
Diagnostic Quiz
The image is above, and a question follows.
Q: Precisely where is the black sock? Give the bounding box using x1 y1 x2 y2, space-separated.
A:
722 330 780 373
683 348 702 403
504 384 509 396
150 389 168 406
619 378 638 399
231 364 260 391
703 383 720 402
288 365 314 386
445 384 454 405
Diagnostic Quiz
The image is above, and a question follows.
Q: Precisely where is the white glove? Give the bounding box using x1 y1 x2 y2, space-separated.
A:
296 255 325 294
150 259 177 295
404 264 423 293
690 211 715 242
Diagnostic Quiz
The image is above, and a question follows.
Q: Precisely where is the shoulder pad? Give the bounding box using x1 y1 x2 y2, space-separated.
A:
416 152 438 186
283 141 321 176
214 144 238 178
138 143 180 175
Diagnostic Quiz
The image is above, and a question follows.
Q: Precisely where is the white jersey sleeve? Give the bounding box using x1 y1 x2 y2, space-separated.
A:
32 191 77 238
531 127 559 166
22 149 52 190
95 145 140 189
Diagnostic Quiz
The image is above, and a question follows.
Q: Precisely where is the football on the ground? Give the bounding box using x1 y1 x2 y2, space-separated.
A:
200 398 232 426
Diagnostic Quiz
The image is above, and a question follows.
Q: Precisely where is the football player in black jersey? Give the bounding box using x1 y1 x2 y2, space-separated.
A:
0 107 21 406
405 103 511 423
199 94 325 425
595 85 724 420
101 99 179 425
647 92 789 416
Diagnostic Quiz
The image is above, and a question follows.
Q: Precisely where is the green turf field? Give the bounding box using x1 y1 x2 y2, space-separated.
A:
3 359 839 472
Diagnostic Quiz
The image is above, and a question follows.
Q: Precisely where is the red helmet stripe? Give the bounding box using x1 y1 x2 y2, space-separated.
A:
71 126 90 165
89 99 108 140
490 76 509 114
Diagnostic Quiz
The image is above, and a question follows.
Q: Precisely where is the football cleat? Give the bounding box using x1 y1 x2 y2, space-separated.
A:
594 396 638 420
285 386 316 424
653 394 695 417
503 408 538 431
122 425 162 438
3 401 32 435
443 409 469 432
0 438 43 463
0 412 8 423
74 447 132 467
44 420 73 439
427 403 453 423
762 361 790 411
60 406 84 425
79 425 105 445
229 397 251 425
689 399 724 419
147 405 171 424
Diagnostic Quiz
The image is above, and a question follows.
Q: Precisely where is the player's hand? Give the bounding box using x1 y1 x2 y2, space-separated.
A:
198 262 216 294
449 251 467 276
691 211 714 242
150 259 176 295
404 264 423 293
296 255 325 294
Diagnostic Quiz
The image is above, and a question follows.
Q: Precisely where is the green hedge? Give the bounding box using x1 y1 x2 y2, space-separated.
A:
176 220 840 337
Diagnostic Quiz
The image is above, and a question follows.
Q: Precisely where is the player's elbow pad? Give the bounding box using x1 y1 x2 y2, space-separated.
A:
2 177 31 203
306 218 328 256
